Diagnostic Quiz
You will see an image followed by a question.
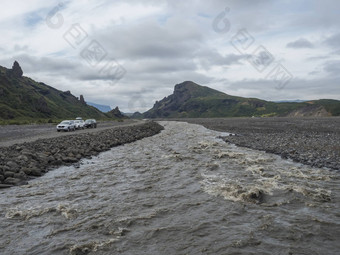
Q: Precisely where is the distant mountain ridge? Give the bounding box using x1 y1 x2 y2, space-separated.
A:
272 100 308 103
87 102 111 112
0 62 123 122
142 81 340 118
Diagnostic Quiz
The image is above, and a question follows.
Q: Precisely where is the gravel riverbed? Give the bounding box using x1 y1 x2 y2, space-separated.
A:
175 117 340 170
0 121 164 188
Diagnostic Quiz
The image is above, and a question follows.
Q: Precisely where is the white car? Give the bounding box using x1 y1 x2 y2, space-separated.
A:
74 119 85 129
56 120 76 132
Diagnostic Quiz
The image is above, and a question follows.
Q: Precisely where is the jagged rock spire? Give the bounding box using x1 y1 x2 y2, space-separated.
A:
11 61 23 77
79 95 86 105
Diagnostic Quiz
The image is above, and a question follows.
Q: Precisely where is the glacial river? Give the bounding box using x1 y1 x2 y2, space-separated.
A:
0 122 339 255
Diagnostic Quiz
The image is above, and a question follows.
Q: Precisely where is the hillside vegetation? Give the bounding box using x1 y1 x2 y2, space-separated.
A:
143 81 340 118
0 62 123 124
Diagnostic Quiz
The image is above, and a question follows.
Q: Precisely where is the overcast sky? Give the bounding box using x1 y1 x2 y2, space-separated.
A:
0 0 339 112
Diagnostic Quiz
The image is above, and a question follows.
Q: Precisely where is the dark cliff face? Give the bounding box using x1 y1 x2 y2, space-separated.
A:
172 82 194 105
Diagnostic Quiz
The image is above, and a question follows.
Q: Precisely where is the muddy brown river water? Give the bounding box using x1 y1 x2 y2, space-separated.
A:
0 122 339 254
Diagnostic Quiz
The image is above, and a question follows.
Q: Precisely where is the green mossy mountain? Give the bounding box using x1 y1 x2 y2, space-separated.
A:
143 81 340 118
0 62 114 122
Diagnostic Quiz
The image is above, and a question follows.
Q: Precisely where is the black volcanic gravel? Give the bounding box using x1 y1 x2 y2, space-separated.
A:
177 117 340 170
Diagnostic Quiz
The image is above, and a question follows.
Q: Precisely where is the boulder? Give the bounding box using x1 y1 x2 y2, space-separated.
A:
13 172 26 180
0 184 13 189
4 177 21 185
30 169 42 177
4 171 14 178
17 155 29 162
6 161 18 169
62 157 78 163
22 168 32 175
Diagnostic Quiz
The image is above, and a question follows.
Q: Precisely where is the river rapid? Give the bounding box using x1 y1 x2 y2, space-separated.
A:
0 121 339 255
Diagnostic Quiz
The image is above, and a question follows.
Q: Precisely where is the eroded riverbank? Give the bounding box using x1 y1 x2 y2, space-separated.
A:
0 121 163 188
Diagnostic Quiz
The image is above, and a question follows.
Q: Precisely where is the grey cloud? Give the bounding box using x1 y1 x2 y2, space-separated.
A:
288 0 340 31
95 18 203 60
126 43 194 59
286 38 314 49
198 51 249 70
323 32 340 49
308 71 319 75
3 54 79 74
306 56 329 61
14 45 29 52
207 50 248 64
228 77 340 100
333 49 340 55
323 60 340 77
129 59 197 73
0 54 121 84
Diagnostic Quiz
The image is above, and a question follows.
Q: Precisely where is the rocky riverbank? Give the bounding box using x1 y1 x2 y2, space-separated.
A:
176 117 340 171
0 121 164 188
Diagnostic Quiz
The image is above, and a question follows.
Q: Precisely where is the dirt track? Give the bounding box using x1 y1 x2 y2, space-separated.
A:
0 120 143 147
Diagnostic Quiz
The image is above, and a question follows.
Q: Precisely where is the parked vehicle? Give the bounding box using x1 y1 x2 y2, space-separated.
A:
76 117 83 120
56 120 76 132
84 119 97 128
74 119 85 129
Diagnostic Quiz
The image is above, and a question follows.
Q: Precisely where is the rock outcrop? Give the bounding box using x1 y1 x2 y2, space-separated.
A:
36 96 51 114
79 95 86 105
107 106 125 118
11 61 23 77
286 105 331 117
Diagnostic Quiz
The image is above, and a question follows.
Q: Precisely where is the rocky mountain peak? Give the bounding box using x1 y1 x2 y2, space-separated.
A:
107 106 125 118
173 81 199 96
